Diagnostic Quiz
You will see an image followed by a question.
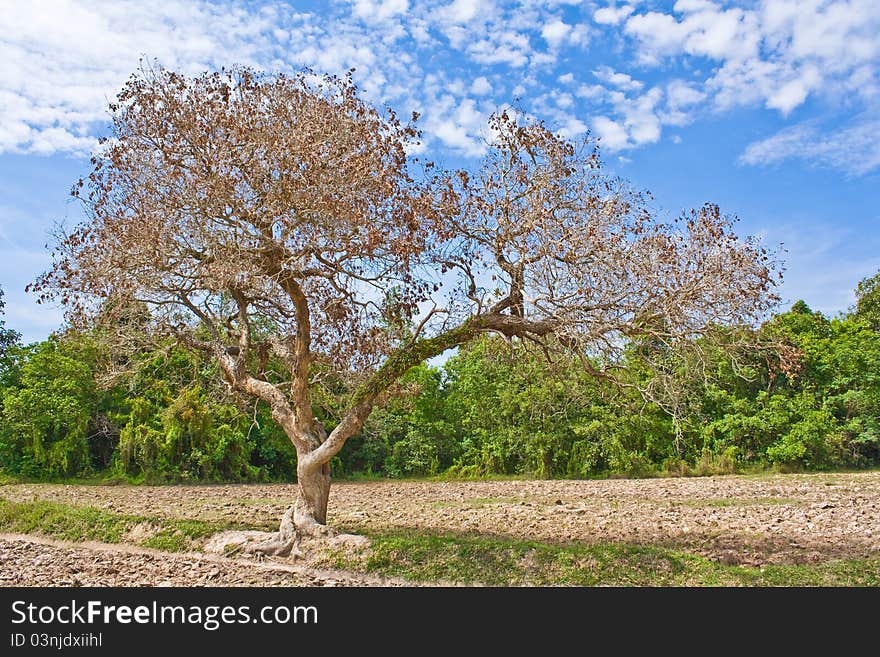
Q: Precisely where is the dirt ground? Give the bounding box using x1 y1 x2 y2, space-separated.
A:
3 471 879 584
0 534 410 587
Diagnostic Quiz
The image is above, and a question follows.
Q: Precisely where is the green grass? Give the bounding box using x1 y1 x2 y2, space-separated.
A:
0 497 239 552
0 472 138 486
321 527 880 587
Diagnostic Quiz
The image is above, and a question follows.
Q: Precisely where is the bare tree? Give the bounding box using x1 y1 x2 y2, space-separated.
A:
33 66 779 554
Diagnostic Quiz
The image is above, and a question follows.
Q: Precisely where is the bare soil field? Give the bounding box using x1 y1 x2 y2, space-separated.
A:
0 534 409 587
2 471 879 586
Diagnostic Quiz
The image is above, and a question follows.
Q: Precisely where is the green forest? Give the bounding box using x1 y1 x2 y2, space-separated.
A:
2 270 879 483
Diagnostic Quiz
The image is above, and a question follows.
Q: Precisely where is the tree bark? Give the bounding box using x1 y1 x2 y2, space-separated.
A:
293 458 331 535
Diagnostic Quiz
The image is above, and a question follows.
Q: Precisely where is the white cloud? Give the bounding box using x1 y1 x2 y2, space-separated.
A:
554 92 574 109
1 0 876 180
622 0 880 118
437 0 488 25
624 12 688 57
593 4 635 26
0 1 301 155
541 19 571 48
566 23 591 47
765 66 820 114
351 0 409 21
674 0 716 11
592 116 629 151
740 117 880 175
666 79 706 108
557 116 588 138
576 79 667 150
470 76 492 95
467 30 531 67
576 84 607 101
593 66 643 92
623 87 662 145
424 95 487 156
660 79 706 126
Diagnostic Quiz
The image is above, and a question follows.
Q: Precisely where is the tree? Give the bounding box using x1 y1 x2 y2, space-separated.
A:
855 271 880 330
0 286 21 361
33 66 779 553
1 340 96 477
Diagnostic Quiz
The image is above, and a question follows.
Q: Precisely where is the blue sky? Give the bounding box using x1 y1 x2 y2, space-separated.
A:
1 0 878 343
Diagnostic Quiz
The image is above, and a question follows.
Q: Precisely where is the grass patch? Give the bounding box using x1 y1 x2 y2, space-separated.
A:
0 497 238 552
322 527 880 587
0 498 130 543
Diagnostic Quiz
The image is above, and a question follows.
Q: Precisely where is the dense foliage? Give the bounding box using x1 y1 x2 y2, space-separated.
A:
2 274 879 481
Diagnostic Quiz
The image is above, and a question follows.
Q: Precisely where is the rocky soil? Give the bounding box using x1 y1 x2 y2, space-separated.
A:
3 471 879 584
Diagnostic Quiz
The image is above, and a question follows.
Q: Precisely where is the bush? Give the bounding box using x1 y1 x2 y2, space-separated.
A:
116 387 257 481
766 410 843 469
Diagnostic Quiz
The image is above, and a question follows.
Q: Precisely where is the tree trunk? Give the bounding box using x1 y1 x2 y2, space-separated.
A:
293 459 331 535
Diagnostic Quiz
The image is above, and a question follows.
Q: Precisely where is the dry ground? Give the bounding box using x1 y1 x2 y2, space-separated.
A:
2 471 879 585
0 533 412 587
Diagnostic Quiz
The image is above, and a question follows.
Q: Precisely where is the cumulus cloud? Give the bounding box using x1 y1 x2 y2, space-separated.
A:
665 79 706 108
423 94 488 156
468 29 532 67
0 1 341 156
470 76 493 95
660 79 706 126
0 0 515 159
557 115 588 138
350 0 409 21
592 115 629 151
593 66 643 92
593 3 635 26
622 0 880 118
541 19 571 48
437 0 487 24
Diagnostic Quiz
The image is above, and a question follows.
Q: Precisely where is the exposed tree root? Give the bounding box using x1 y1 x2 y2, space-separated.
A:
204 507 368 560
